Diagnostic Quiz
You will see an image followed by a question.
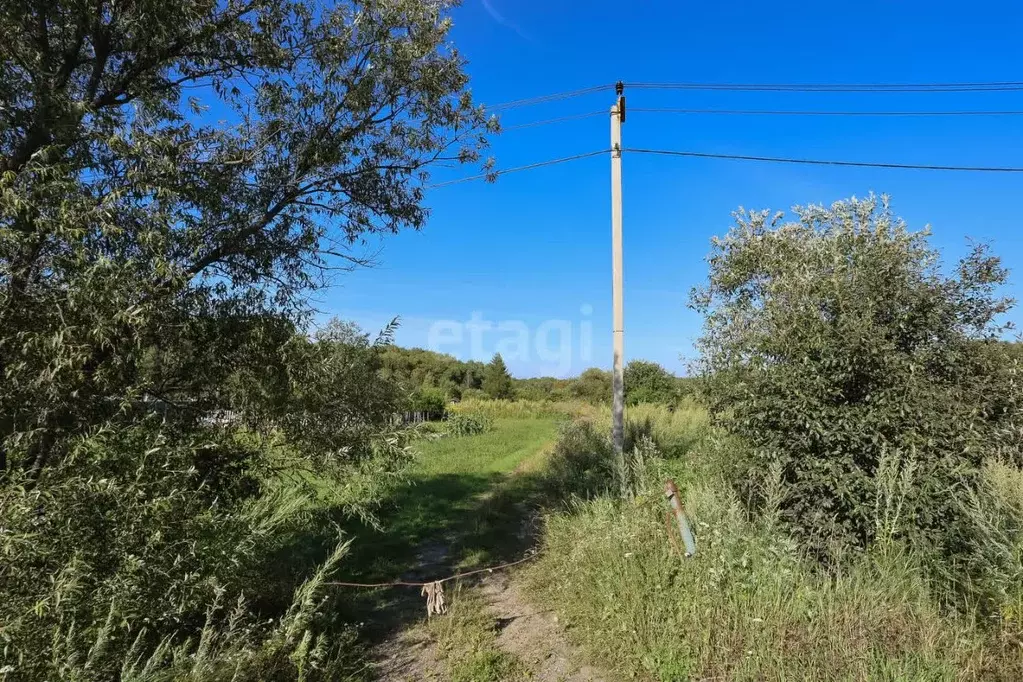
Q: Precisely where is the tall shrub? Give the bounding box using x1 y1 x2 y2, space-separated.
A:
624 360 678 405
690 194 1020 553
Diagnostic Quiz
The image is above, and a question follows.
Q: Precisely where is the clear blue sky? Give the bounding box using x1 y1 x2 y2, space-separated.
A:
325 0 1023 378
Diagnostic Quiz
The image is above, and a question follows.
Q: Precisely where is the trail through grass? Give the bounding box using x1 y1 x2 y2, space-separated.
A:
346 417 559 583
312 413 561 680
335 415 567 681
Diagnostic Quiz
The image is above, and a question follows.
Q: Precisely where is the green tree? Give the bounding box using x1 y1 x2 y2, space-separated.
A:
624 359 678 405
0 0 489 676
0 0 491 476
482 353 514 399
570 367 612 404
691 195 1021 553
463 360 487 390
379 346 485 399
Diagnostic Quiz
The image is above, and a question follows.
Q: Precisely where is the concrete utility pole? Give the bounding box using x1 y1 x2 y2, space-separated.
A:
610 81 626 465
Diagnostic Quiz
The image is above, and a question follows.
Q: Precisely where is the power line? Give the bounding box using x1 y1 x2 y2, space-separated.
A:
429 149 607 188
627 81 1023 92
481 80 1023 113
501 111 605 131
482 80 1023 113
623 147 1023 173
432 146 1023 189
632 107 1023 117
486 84 614 111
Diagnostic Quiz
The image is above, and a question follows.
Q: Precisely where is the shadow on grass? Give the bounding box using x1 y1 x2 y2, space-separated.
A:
246 415 617 661
346 466 564 639
255 466 574 648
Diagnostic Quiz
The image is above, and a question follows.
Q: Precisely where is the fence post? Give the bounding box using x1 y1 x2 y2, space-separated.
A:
664 479 697 557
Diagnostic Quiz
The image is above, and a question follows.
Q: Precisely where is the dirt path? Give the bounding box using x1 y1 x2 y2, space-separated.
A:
360 417 606 681
371 624 444 681
478 572 606 682
373 569 606 682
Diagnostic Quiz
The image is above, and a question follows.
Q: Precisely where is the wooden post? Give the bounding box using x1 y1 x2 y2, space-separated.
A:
665 479 697 557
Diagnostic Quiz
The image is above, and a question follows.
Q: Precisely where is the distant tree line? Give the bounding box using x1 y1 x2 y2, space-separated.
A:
379 346 693 406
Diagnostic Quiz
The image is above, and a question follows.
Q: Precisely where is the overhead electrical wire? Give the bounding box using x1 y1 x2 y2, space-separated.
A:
430 146 1023 189
485 79 1023 116
433 82 1023 187
486 84 613 111
499 108 1023 131
483 80 1023 115
429 149 607 188
631 107 1023 117
622 148 1023 173
627 81 1023 93
500 110 606 131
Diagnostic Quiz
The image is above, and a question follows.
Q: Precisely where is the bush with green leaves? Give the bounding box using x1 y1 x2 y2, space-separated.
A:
542 419 617 500
407 387 448 420
568 368 612 404
445 411 494 437
690 194 1021 556
623 360 678 405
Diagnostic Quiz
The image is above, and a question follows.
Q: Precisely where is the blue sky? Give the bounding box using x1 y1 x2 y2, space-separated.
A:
324 0 1023 378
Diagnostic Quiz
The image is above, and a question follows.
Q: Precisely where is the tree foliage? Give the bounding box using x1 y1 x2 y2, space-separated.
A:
691 195 1021 553
624 360 682 406
482 352 513 399
379 346 485 398
0 0 490 475
0 0 488 676
569 367 612 404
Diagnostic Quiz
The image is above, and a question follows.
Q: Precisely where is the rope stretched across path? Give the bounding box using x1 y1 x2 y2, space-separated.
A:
325 552 541 617
324 552 539 589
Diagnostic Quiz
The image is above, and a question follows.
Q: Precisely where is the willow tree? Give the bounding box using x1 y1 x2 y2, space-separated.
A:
691 195 1020 554
1 1 493 677
0 0 492 473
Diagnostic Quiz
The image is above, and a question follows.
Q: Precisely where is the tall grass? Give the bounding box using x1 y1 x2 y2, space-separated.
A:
444 411 495 437
449 398 592 421
592 398 711 459
1 476 364 682
446 399 710 450
527 405 1023 681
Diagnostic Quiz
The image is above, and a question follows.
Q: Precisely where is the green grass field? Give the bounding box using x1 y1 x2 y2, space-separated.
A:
322 414 561 681
416 416 559 478
346 416 559 576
